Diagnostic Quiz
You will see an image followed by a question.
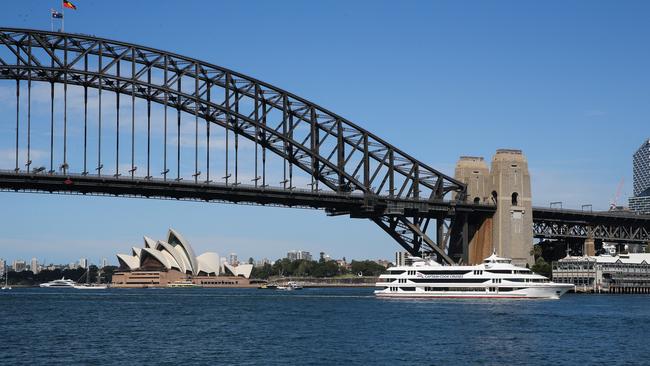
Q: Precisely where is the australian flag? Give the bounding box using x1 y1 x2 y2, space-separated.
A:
51 9 63 19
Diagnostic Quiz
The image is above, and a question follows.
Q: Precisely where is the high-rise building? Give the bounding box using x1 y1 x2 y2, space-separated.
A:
0 259 5 276
30 257 39 274
255 258 271 267
228 253 238 266
101 258 109 269
395 251 408 267
629 138 650 214
79 258 88 269
12 259 27 272
287 250 312 261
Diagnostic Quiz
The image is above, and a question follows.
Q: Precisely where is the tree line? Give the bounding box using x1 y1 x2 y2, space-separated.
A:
250 258 388 279
3 265 118 286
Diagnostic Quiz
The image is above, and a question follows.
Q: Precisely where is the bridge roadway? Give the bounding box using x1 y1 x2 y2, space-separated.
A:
2 170 648 246
533 207 650 244
0 170 495 219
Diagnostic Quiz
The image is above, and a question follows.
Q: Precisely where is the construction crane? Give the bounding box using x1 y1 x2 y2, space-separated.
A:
609 178 625 211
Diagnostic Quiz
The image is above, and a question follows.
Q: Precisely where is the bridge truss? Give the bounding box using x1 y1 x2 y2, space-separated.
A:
533 208 650 244
0 28 487 263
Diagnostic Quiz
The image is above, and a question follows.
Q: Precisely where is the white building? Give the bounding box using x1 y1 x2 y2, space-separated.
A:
116 229 253 278
13 259 26 272
395 251 409 267
287 250 312 261
255 258 271 267
30 257 39 274
0 259 5 275
228 253 238 266
553 252 650 293
79 258 88 269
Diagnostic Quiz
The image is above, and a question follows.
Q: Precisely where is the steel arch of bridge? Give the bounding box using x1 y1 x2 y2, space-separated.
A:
0 28 478 263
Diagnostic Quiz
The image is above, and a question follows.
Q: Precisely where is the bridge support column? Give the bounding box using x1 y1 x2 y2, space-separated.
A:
584 237 595 257
462 213 469 264
469 217 493 265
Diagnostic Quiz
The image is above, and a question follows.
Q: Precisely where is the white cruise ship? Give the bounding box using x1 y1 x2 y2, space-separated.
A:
375 252 574 299
39 278 76 288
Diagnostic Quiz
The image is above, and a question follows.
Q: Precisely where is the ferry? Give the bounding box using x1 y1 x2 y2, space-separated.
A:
375 252 574 299
40 278 76 288
277 281 303 291
73 283 108 290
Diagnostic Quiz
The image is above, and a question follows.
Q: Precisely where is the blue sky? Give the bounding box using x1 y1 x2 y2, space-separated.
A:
0 1 648 265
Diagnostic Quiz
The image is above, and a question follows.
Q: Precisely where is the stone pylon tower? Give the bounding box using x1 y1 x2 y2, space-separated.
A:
489 149 534 267
454 156 490 204
454 157 493 264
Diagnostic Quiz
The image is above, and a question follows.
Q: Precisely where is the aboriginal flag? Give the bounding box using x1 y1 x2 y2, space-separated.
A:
63 0 77 10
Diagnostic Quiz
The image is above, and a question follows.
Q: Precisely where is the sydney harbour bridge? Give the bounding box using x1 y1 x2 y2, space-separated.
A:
0 28 648 264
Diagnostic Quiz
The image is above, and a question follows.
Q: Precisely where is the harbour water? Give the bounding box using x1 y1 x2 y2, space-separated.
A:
1 288 649 365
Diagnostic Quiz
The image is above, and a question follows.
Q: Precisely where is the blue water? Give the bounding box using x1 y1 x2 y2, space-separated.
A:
0 288 648 365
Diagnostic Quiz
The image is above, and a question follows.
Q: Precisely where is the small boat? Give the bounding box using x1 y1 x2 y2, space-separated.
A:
73 267 108 290
258 283 278 289
40 278 76 288
1 267 11 290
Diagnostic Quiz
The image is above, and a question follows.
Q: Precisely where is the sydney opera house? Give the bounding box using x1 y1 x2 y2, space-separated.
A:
111 229 255 288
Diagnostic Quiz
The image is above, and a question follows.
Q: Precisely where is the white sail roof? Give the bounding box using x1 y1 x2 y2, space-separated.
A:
196 252 221 276
117 254 139 270
167 229 199 275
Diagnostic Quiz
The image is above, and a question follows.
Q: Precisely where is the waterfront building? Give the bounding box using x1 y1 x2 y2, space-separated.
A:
336 258 350 271
30 257 39 274
12 259 26 272
112 229 253 288
552 252 650 293
287 250 312 261
68 262 78 270
0 259 5 276
629 138 650 214
79 258 88 269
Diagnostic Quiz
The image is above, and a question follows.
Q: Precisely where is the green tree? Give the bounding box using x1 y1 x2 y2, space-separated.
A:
350 260 386 277
312 261 340 277
530 244 543 260
530 258 552 278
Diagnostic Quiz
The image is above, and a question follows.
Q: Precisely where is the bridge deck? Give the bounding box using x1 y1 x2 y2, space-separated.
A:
0 171 495 219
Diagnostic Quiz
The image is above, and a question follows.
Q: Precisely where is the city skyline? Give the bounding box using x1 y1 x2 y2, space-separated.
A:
0 1 649 263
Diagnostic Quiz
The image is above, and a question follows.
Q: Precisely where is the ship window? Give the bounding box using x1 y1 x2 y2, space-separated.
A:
410 278 487 283
419 270 470 275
